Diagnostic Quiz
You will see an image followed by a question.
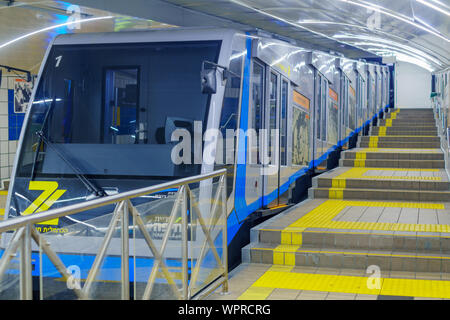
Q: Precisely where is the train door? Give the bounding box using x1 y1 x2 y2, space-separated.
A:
247 60 265 209
314 72 328 168
103 67 139 144
263 70 288 207
340 75 349 143
367 74 375 118
357 75 366 129
381 72 385 108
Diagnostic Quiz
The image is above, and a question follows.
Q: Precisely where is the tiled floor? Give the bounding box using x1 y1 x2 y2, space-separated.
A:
207 263 449 300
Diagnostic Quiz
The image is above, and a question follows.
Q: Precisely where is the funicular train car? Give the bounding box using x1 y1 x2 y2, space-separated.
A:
1 27 391 299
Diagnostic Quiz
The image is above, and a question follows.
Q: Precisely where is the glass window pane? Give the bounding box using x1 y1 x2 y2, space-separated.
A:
103 68 138 144
281 80 288 166
269 73 277 159
321 79 327 141
250 62 264 164
17 41 221 180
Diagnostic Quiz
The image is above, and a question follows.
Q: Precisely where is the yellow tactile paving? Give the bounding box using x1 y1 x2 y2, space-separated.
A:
239 269 450 299
237 286 274 300
368 136 379 148
281 200 447 238
273 244 299 266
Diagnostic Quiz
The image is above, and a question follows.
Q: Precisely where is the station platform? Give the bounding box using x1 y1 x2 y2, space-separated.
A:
208 108 450 300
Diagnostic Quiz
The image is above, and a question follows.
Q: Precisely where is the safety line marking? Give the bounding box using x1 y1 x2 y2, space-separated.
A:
259 228 450 239
243 270 450 299
287 200 446 233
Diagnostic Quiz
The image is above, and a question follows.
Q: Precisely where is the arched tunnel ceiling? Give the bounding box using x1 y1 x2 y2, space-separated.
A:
0 0 448 73
161 0 449 71
0 0 174 73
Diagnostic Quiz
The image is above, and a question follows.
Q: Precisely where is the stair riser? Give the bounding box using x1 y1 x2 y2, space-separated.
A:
248 248 450 272
360 137 440 143
379 122 436 127
384 116 435 120
312 188 450 201
358 142 441 148
343 153 443 160
370 130 437 136
371 133 438 137
258 230 450 254
316 178 449 191
340 159 445 168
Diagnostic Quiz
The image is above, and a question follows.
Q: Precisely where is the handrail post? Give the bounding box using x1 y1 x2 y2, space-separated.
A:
20 225 32 300
121 200 130 300
181 185 189 300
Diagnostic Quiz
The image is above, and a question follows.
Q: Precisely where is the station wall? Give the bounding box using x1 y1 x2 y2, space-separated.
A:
0 75 29 187
396 61 432 109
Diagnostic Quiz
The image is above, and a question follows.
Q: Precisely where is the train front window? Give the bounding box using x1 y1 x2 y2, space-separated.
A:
17 41 221 180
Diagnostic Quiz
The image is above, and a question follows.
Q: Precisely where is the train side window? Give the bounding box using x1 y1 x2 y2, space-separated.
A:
268 72 278 161
280 80 288 166
250 61 264 164
316 75 321 141
321 77 327 142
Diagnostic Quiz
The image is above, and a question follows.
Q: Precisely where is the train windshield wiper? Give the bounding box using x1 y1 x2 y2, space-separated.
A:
36 131 107 198
30 97 106 199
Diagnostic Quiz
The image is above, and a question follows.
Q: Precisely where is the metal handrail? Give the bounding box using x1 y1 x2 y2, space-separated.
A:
0 169 226 233
0 169 228 300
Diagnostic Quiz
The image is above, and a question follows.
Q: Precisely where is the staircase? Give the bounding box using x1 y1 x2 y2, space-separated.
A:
243 108 450 277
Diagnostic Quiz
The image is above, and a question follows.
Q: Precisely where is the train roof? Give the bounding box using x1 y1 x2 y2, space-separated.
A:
52 27 243 46
51 27 390 71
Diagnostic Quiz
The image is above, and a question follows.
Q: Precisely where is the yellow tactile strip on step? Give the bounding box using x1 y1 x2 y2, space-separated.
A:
284 200 446 234
332 167 442 182
273 244 300 266
238 269 450 299
368 136 379 148
277 200 447 247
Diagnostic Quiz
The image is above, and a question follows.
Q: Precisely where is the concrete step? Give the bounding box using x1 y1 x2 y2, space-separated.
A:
389 109 434 114
244 243 450 272
384 118 435 122
343 150 443 161
310 187 450 201
339 158 445 169
374 126 437 131
359 136 440 143
358 141 441 148
255 229 450 255
378 120 436 126
370 128 437 136
314 177 450 191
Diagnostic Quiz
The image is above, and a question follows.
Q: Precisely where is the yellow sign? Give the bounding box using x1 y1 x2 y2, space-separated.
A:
23 181 66 225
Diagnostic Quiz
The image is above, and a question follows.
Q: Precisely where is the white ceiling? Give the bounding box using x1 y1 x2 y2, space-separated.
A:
0 0 173 74
162 0 450 71
0 0 448 74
